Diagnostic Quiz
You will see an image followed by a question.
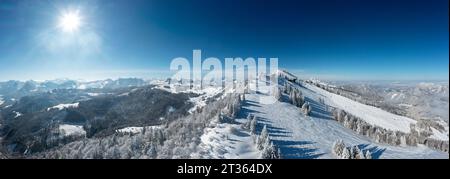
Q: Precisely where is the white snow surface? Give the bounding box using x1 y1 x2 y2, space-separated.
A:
430 127 449 141
191 121 260 159
302 82 417 133
188 87 225 113
240 91 447 159
87 93 102 97
47 102 79 111
13 111 22 118
59 124 86 137
192 76 448 159
116 125 163 134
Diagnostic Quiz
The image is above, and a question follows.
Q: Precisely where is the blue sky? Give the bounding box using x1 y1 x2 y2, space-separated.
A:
0 0 448 81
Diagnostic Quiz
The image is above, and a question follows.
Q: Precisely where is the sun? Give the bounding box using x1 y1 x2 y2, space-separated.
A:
58 10 82 33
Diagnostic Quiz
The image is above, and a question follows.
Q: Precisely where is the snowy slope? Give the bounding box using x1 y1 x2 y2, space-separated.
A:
47 102 79 111
187 87 225 113
241 91 448 159
298 81 448 141
301 82 416 133
191 122 260 159
193 75 448 159
59 124 86 137
116 125 163 134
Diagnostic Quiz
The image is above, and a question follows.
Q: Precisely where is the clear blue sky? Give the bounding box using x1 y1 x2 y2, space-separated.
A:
0 0 448 81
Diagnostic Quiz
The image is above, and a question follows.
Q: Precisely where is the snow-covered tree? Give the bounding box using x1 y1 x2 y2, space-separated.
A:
356 121 365 135
341 147 351 159
364 150 372 159
155 129 165 145
261 140 280 159
350 145 363 159
257 125 269 150
273 86 282 101
332 139 346 157
332 139 373 159
307 103 312 115
241 114 253 130
130 135 143 152
289 90 296 106
146 143 157 159
277 147 282 159
301 102 311 116
250 115 258 135
287 88 305 108
260 137 272 159
105 145 120 159
239 114 256 133
284 82 289 94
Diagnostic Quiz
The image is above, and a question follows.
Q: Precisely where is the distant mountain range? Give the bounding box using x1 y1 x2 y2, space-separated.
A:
0 72 448 159
325 81 449 122
0 78 148 98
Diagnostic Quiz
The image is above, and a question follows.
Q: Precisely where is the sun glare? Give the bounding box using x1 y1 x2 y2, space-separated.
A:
58 10 82 33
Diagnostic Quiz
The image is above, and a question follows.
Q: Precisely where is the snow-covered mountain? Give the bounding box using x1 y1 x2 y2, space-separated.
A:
319 80 449 123
0 78 148 96
0 71 448 159
190 71 448 159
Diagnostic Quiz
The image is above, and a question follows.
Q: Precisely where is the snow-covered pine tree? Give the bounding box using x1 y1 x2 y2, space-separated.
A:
349 145 356 159
241 114 253 130
270 142 280 159
261 138 280 159
284 82 289 94
332 139 346 157
351 145 363 159
112 145 121 159
301 102 311 116
356 120 364 135
290 90 296 106
260 136 272 158
155 129 165 145
356 148 366 159
250 115 258 135
257 125 269 150
307 103 312 115
230 104 236 118
247 114 253 121
146 143 157 159
131 135 143 152
299 93 305 107
296 90 304 107
341 147 351 159
273 86 282 101
364 150 372 159
277 147 282 159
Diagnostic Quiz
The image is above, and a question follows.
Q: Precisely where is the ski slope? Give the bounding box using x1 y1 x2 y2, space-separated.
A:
301 82 416 133
192 76 448 159
241 93 447 159
298 81 448 141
